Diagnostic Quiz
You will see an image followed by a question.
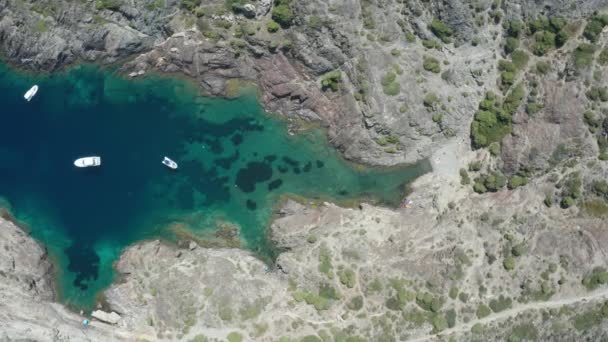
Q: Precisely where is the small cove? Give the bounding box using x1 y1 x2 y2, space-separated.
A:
0 61 430 309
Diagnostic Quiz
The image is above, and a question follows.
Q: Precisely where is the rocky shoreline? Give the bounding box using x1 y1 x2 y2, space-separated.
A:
2 141 608 340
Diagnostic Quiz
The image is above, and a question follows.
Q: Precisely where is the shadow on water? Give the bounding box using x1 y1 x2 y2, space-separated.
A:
0 61 430 309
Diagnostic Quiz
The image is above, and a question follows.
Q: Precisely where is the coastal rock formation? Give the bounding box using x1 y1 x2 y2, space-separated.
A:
0 215 144 341
2 0 605 166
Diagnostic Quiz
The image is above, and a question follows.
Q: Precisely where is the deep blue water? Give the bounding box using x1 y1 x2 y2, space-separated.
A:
0 62 430 308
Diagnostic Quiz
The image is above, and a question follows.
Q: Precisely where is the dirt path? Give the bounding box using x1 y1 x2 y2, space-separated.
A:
408 288 608 341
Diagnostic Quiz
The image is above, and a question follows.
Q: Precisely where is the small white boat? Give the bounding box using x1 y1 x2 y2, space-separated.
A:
24 85 38 102
74 156 101 168
162 156 178 170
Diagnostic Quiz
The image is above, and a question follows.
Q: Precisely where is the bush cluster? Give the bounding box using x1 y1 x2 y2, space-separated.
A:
423 56 441 73
470 91 516 148
320 70 341 92
473 171 507 193
381 71 400 96
583 14 608 43
526 16 570 56
271 0 294 27
96 0 122 10
429 19 453 43
574 43 596 69
558 171 581 208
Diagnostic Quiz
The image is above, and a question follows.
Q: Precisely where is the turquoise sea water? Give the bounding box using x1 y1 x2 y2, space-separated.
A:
0 62 430 308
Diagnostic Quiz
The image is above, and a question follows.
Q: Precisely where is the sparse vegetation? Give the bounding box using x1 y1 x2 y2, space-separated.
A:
96 0 122 10
429 19 453 43
271 0 294 27
381 71 400 96
573 43 596 69
423 56 441 73
320 71 342 92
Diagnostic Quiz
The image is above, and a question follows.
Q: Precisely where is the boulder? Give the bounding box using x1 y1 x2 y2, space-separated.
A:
91 310 121 325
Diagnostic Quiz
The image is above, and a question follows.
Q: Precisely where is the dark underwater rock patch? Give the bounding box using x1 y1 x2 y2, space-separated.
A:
235 161 273 193
268 179 283 191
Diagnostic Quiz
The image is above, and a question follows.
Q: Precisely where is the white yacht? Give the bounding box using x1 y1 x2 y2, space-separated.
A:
24 85 38 102
162 156 178 170
74 156 101 168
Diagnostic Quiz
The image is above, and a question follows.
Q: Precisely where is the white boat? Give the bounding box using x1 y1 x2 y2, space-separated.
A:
24 85 38 102
162 156 178 170
74 156 101 168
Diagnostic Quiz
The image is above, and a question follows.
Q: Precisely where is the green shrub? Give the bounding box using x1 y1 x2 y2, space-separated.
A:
503 83 525 114
508 175 527 189
583 14 608 43
381 71 400 95
511 50 529 70
432 314 448 333
560 196 575 208
559 171 582 201
476 304 491 318
599 49 608 66
489 295 512 312
267 20 280 32
446 308 456 328
572 310 604 331
508 323 539 341
573 43 596 69
525 102 542 116
586 87 608 102
423 93 439 107
592 180 608 198
470 91 514 148
405 31 416 42
272 2 294 27
307 15 322 30
583 111 601 129
480 172 507 192
432 113 443 123
489 142 501 156
320 70 342 92
227 332 243 342
503 257 515 270
507 20 524 37
429 19 453 43
504 37 519 54
347 296 364 311
383 82 400 96
96 0 122 10
532 31 555 56
460 169 470 185
511 243 526 257
338 269 356 288
423 56 441 73
416 292 443 312
536 61 551 74
422 39 441 49
469 160 483 171
582 268 608 290
473 181 487 193
471 323 484 334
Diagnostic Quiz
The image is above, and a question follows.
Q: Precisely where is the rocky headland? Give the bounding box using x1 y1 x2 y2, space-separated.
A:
2 0 608 340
